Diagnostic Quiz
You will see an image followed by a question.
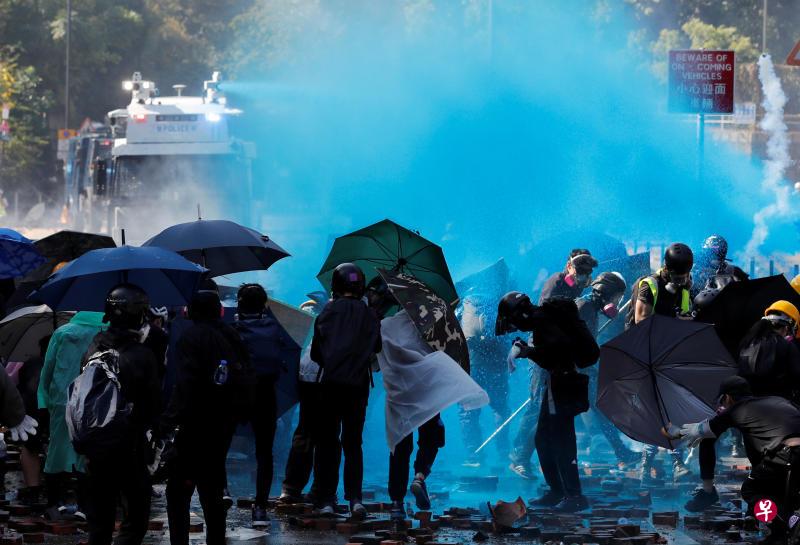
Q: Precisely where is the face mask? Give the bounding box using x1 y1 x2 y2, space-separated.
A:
565 273 590 288
602 303 619 319
786 335 795 343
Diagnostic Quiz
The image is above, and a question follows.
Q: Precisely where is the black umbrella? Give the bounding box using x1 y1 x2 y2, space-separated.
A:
29 230 116 282
694 275 800 356
143 219 290 278
377 268 470 372
597 315 737 449
0 305 74 363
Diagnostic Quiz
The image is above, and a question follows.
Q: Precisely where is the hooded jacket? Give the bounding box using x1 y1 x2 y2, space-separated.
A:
37 311 106 473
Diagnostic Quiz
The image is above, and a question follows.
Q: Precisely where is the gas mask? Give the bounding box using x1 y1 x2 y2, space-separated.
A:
665 272 691 294
565 272 591 289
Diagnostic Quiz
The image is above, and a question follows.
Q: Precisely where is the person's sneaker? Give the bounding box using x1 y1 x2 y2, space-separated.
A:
251 506 271 529
316 503 336 516
222 489 234 511
673 462 692 481
278 491 303 504
684 487 719 512
410 476 431 510
390 501 405 521
508 462 534 480
349 501 367 521
73 510 87 522
554 495 590 513
529 490 563 507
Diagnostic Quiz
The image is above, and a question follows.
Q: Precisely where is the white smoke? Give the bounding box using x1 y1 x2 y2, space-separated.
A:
743 54 793 258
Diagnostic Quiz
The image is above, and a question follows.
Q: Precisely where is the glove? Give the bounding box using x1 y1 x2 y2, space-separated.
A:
9 415 38 442
507 338 529 372
676 420 715 447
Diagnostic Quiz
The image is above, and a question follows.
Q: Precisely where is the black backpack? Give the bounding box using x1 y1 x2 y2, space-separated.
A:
738 321 782 378
66 347 131 458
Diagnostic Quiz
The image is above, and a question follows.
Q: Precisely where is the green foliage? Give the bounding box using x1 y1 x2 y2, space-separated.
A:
680 17 758 62
0 50 54 195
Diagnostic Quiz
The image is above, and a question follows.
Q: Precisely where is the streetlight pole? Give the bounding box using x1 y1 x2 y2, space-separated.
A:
65 0 71 129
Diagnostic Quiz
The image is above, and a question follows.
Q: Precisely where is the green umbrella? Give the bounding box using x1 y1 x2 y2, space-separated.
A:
317 219 459 305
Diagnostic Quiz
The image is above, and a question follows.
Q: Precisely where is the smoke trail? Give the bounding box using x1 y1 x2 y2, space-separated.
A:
744 54 793 258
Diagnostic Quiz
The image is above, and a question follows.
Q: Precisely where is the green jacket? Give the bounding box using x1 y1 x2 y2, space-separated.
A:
37 311 106 473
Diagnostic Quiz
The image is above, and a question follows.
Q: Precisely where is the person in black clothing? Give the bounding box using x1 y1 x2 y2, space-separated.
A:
231 283 290 528
498 291 600 512
161 286 253 545
576 272 639 465
83 284 161 545
508 249 597 479
667 376 800 544
310 263 381 519
691 235 749 309
688 301 800 512
143 306 169 377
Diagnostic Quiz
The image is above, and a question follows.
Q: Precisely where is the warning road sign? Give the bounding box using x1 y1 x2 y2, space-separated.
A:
787 40 800 67
668 50 735 114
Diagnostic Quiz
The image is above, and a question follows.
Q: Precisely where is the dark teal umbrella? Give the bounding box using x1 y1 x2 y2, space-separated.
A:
317 219 458 305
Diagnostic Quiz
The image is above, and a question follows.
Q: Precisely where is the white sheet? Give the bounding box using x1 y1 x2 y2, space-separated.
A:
378 310 489 452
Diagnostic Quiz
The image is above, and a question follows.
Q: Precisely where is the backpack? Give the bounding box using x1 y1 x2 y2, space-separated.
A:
65 348 132 458
738 322 782 378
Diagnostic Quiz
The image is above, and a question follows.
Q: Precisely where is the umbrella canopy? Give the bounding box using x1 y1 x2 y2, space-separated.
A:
31 246 207 311
695 275 800 356
0 228 45 280
0 305 74 363
143 219 290 277
597 315 737 449
317 219 459 305
26 230 116 283
378 268 470 372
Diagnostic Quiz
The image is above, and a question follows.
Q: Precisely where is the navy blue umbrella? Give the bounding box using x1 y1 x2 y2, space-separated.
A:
0 229 45 279
143 219 290 278
31 246 207 311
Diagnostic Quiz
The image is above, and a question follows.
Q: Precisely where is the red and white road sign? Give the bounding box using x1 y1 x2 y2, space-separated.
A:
787 39 800 67
668 50 735 114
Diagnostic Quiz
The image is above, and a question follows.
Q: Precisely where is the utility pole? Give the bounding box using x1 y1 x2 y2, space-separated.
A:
65 0 71 129
762 0 768 53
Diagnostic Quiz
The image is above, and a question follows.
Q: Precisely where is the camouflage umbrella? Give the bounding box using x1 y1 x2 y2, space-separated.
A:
317 219 459 306
377 268 470 372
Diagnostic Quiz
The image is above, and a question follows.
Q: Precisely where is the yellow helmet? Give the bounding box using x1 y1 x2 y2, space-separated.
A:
764 300 800 338
791 274 800 295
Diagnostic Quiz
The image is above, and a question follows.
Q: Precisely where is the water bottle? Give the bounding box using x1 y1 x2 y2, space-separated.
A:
213 359 229 385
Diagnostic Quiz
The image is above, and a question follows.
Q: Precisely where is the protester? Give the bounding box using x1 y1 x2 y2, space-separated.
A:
80 284 161 545
666 376 800 544
370 275 487 520
14 335 50 504
691 235 749 309
499 291 599 512
310 264 381 519
144 306 170 374
630 243 694 481
231 283 289 528
279 345 324 504
161 283 253 545
576 272 639 465
508 249 598 480
38 311 106 511
458 294 511 467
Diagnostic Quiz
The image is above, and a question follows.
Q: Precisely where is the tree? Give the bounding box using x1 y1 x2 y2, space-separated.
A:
0 50 54 198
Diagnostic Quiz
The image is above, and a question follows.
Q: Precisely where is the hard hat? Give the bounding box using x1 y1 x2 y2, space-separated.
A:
764 300 800 337
664 243 693 274
791 274 800 295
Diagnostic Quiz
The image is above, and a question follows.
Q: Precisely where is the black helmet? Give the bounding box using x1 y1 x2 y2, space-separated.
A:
366 275 397 316
591 271 627 301
570 253 598 275
693 287 720 310
104 283 149 330
664 243 694 274
331 263 366 298
702 235 728 262
495 291 533 335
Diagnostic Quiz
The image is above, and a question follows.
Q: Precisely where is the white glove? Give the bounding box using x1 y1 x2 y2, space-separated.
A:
676 420 715 447
507 342 523 373
9 415 38 442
